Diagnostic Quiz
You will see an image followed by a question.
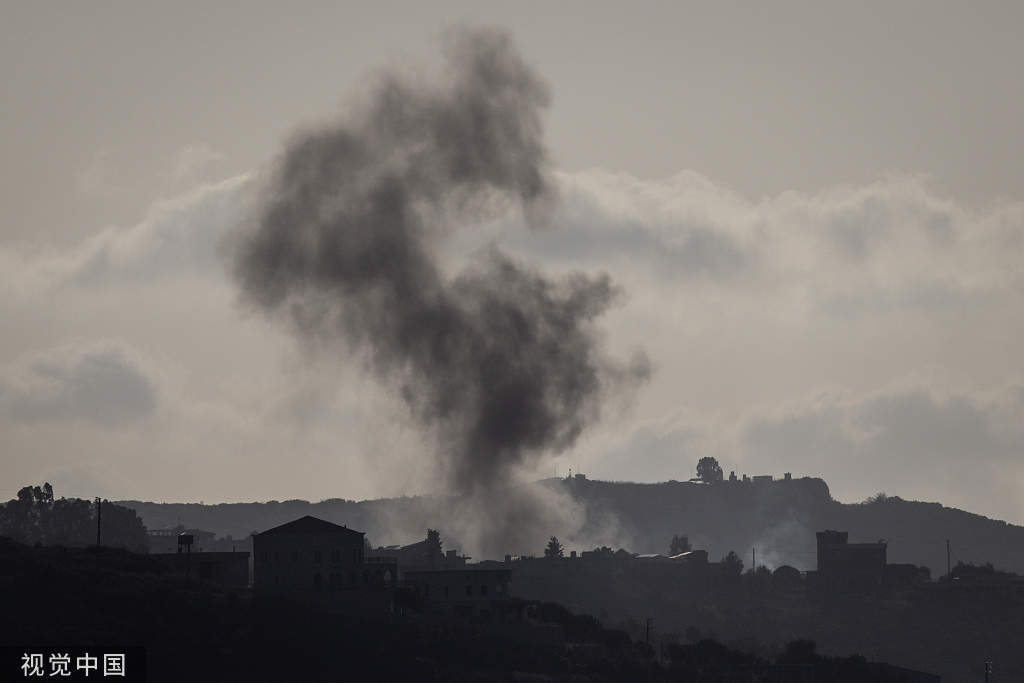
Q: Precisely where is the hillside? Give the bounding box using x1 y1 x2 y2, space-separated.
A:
119 476 1024 575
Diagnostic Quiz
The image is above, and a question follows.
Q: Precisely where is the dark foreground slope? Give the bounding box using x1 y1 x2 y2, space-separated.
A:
122 476 1024 575
0 539 938 683
0 538 630 682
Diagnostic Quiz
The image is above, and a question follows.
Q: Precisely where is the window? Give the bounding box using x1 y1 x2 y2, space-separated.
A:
444 585 449 599
313 573 322 592
313 550 322 563
480 584 487 596
274 575 280 585
352 549 358 564
291 551 298 562
331 549 340 563
425 584 430 597
465 584 472 597
274 552 280 562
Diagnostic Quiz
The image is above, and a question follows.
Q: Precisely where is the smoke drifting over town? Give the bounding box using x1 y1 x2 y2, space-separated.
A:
232 26 649 501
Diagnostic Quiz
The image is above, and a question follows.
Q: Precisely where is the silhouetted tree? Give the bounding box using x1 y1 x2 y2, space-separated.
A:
425 528 442 566
0 484 146 551
50 497 94 546
696 457 724 483
544 536 564 558
951 560 1013 579
778 639 817 664
98 499 148 553
721 550 744 576
2 484 55 543
669 534 692 555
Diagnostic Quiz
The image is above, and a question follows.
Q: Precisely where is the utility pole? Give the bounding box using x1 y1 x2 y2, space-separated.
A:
645 617 653 645
95 497 102 548
752 547 756 570
985 659 992 682
946 539 951 581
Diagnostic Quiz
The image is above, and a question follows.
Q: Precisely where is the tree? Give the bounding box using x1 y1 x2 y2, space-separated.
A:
778 639 817 664
720 550 744 577
425 528 442 567
544 536 564 558
696 457 723 484
669 534 692 555
98 499 148 553
0 484 146 551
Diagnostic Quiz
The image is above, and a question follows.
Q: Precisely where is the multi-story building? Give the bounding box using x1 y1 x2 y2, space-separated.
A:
252 515 365 597
815 530 887 590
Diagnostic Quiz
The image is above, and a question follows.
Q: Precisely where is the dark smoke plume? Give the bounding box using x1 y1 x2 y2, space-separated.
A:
233 26 649 492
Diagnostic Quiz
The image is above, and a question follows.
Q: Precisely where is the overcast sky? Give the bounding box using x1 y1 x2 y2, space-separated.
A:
3 2 1023 523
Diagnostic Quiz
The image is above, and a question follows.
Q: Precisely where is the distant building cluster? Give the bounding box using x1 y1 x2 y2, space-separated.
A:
154 511 931 605
726 471 793 484
149 530 249 589
126 505 1014 683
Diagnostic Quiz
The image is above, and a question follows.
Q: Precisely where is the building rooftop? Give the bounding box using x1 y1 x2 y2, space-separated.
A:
255 515 364 537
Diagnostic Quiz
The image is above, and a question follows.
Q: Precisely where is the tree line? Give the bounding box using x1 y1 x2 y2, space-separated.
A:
0 483 148 552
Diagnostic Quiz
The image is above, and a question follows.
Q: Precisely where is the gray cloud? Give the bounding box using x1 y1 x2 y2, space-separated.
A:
0 344 158 426
824 194 893 262
498 215 750 282
68 175 252 287
588 419 698 483
2 72 1024 522
0 174 253 294
530 171 1024 314
741 387 1024 519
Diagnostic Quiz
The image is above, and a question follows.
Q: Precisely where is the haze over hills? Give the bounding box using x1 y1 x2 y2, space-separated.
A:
120 475 1024 576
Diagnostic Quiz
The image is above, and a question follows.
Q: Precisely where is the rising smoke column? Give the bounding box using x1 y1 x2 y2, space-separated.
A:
233 26 649 493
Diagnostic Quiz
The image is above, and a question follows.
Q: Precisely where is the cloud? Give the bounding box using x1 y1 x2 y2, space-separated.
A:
68 174 253 287
0 174 253 293
172 143 225 181
483 170 1024 313
740 386 1024 520
584 412 700 483
0 342 159 427
2 160 1024 523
